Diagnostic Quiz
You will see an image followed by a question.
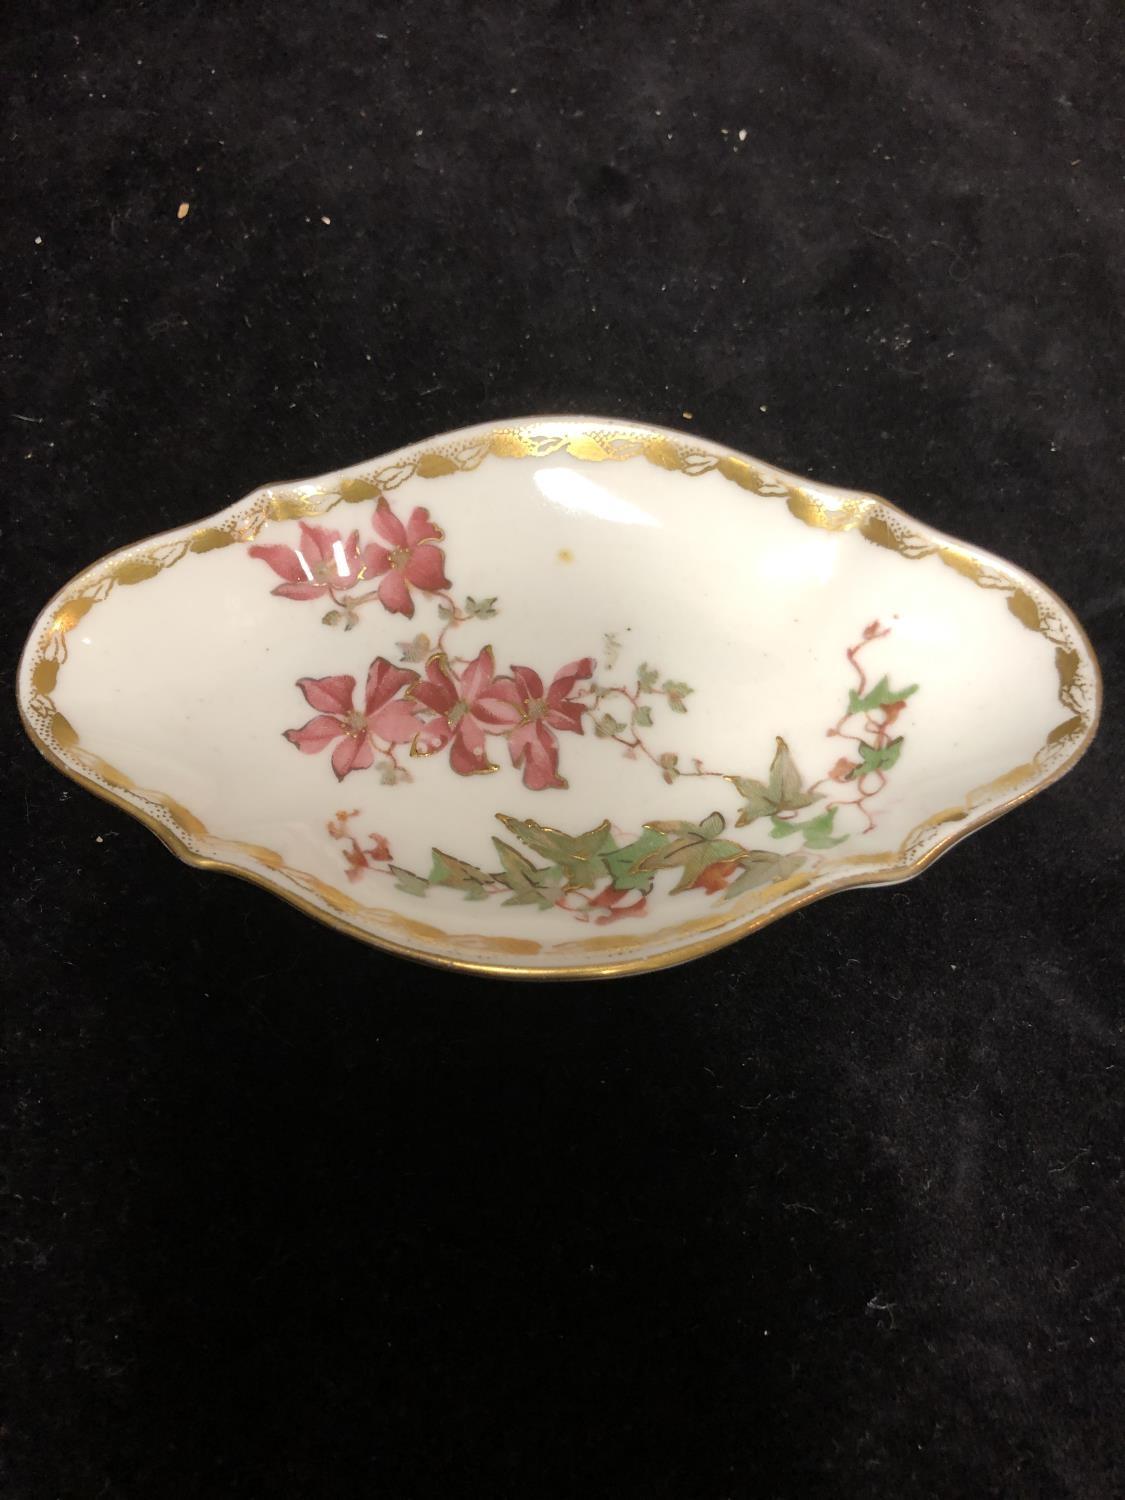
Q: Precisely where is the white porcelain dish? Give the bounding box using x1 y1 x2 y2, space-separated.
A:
17 418 1101 978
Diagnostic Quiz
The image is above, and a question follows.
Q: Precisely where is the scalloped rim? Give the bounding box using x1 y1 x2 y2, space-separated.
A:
16 416 1103 979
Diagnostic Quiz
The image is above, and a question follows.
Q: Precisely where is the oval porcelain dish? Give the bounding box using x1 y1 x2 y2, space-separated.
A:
18 418 1101 978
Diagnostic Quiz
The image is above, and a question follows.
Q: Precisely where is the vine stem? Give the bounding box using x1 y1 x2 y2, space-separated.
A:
578 681 727 780
434 591 470 650
813 623 898 832
341 586 381 608
374 740 408 776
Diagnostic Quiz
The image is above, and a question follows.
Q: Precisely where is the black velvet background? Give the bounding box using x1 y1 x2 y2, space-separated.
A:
3 3 1123 1496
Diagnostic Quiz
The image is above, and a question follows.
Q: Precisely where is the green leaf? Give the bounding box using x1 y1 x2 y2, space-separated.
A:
645 813 726 839
594 713 627 738
637 662 659 692
640 836 746 894
632 704 653 728
390 865 428 897
397 632 432 663
663 678 693 713
496 816 613 887
733 738 818 824
847 676 919 716
723 852 806 900
322 606 360 631
847 737 904 778
464 595 499 619
429 849 491 900
437 601 455 622
603 631 622 668
732 776 774 826
638 813 744 893
767 737 815 810
491 839 556 908
769 808 848 851
658 752 679 783
603 827 667 892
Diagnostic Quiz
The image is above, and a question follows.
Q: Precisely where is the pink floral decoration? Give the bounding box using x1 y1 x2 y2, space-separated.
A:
365 499 451 617
506 658 595 790
409 647 521 776
249 522 377 601
284 658 421 780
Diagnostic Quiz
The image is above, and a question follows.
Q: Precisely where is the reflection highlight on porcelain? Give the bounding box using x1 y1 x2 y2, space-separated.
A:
533 465 660 527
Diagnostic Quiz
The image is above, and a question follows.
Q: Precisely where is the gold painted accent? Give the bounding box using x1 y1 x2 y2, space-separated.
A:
339 477 382 502
1007 588 1042 631
18 418 1102 979
1045 714 1085 747
557 548 574 564
32 659 59 694
52 597 94 632
51 712 79 749
938 546 983 582
862 514 911 554
560 434 610 463
717 455 759 490
415 452 460 479
190 527 236 553
111 559 163 585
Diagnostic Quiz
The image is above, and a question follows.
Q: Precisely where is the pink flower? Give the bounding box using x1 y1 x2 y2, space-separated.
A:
284 658 421 780
249 522 376 601
409 647 521 776
366 498 451 617
506 658 595 790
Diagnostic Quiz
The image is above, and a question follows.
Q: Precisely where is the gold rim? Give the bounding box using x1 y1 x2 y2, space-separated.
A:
16 417 1103 979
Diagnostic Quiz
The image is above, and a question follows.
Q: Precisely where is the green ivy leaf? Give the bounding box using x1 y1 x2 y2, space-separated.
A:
638 812 744 893
632 704 653 728
491 839 557 908
733 738 819 825
733 778 774 825
437 601 455 622
723 852 806 900
397 632 432 663
847 676 918 716
496 816 613 887
429 849 491 900
767 737 811 808
645 813 724 839
390 865 429 897
637 662 660 692
594 713 627 738
769 808 848 851
663 679 693 713
603 827 668 892
464 595 499 619
847 737 904 778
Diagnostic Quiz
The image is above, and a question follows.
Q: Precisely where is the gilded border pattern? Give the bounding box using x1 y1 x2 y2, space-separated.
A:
18 422 1101 977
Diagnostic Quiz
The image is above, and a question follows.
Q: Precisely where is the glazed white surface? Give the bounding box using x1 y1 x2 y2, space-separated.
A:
19 419 1098 972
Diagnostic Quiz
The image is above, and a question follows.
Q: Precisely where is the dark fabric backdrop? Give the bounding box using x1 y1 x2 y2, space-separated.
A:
2 3 1122 1496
